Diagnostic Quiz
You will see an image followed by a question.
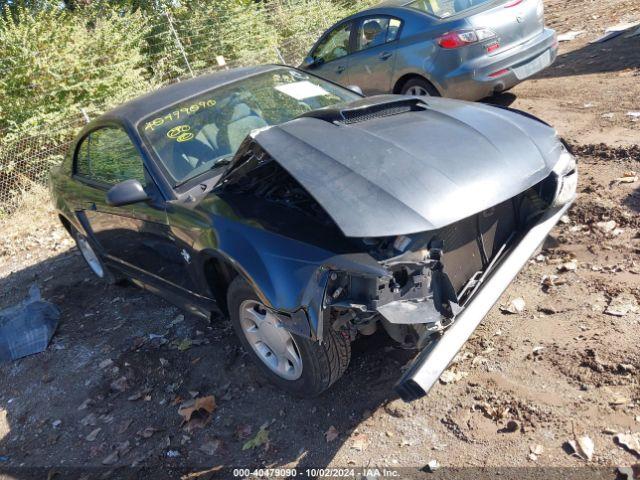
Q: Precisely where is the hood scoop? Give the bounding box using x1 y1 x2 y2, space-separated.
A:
300 95 428 125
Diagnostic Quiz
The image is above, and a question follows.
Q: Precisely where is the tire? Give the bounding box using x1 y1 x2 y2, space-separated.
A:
227 276 350 397
72 228 125 285
400 77 440 97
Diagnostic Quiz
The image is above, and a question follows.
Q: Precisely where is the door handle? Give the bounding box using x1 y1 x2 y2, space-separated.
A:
336 65 345 74
379 52 392 60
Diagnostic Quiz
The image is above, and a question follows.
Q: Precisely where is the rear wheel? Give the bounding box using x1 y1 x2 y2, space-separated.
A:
227 276 350 397
72 228 124 285
401 77 440 97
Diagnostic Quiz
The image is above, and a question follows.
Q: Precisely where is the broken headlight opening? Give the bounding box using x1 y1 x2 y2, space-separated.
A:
324 244 459 350
551 149 578 207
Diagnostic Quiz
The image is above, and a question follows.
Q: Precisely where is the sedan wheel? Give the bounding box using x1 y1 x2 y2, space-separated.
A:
239 300 303 381
227 276 351 397
400 77 440 97
405 85 430 96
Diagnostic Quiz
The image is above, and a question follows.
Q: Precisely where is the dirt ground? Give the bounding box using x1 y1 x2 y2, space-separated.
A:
0 0 639 478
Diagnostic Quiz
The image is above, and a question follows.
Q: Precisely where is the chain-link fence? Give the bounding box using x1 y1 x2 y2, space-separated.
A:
0 0 370 215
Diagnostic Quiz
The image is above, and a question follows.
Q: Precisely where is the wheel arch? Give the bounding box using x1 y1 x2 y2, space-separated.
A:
393 73 441 95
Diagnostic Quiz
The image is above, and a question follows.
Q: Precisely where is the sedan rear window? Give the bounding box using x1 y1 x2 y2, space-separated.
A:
139 68 359 185
407 0 495 18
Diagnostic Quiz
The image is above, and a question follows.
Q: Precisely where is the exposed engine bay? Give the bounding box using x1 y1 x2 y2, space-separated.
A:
218 139 565 350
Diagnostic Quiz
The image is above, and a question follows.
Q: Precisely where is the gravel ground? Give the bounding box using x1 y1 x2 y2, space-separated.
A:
0 1 639 478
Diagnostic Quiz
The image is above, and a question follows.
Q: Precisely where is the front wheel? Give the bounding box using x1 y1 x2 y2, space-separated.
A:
227 276 351 397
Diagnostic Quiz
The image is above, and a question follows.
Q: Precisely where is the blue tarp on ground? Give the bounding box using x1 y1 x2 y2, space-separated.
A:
0 284 60 362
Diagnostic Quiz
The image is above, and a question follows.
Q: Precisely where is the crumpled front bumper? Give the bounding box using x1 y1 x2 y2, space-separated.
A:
394 202 572 402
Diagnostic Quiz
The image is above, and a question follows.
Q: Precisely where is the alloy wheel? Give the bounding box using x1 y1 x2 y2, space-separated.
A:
239 300 303 381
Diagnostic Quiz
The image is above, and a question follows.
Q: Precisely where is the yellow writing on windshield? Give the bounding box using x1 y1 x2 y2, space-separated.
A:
144 98 217 131
167 125 194 142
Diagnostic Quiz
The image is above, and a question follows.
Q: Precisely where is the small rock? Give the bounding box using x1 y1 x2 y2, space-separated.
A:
102 450 119 465
595 220 617 233
86 427 101 442
558 260 578 273
52 420 62 429
199 439 221 456
439 370 468 384
568 435 594 461
166 450 180 458
500 297 526 314
99 359 114 369
426 459 440 472
614 432 640 456
604 294 639 317
559 215 570 224
502 420 520 433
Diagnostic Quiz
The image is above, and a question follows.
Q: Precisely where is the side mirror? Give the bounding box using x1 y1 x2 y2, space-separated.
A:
347 85 364 96
106 179 149 207
302 56 317 69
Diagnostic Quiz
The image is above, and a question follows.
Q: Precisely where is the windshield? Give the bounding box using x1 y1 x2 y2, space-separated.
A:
406 0 495 19
140 68 360 185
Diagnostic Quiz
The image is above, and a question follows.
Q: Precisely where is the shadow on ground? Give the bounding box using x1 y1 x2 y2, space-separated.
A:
0 248 415 479
538 28 640 79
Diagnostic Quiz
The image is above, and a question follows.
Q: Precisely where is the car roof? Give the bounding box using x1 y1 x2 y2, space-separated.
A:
98 64 282 128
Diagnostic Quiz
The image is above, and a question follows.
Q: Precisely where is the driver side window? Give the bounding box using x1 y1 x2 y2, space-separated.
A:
75 127 146 186
312 22 352 64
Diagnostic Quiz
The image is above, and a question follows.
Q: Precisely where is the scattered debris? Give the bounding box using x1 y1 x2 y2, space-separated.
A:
558 261 578 273
439 370 468 384
102 450 119 465
110 376 129 393
500 420 520 433
529 444 544 461
591 22 640 43
199 439 222 456
615 170 638 183
98 359 114 369
568 433 594 461
178 396 216 431
601 113 615 119
166 450 180 458
325 426 339 443
425 459 440 472
541 275 567 289
85 427 101 442
499 297 526 314
614 433 640 457
0 284 60 362
242 425 269 451
604 293 639 317
351 433 369 452
557 30 585 42
595 220 617 233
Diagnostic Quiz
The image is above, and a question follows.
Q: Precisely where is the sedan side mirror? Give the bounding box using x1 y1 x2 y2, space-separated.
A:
106 179 149 207
302 56 317 69
347 85 364 96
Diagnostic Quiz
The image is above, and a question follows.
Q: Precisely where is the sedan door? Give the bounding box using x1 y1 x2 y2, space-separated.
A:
72 126 196 295
347 16 403 95
306 21 354 86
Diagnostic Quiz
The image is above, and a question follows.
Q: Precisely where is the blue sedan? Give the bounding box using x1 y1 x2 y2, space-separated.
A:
301 0 558 100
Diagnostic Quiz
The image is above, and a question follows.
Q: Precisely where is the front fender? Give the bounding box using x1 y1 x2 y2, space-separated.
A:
198 216 386 340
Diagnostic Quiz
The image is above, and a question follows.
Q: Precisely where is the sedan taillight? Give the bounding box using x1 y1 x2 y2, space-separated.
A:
437 28 497 49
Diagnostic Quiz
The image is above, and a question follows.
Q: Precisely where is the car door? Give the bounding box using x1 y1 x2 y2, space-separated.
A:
307 21 354 86
347 16 403 95
72 126 197 295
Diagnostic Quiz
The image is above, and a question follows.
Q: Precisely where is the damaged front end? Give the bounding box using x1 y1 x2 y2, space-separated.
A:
318 160 576 400
212 98 577 401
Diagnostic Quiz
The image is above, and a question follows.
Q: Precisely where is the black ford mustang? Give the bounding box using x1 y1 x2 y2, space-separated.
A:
50 65 577 401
